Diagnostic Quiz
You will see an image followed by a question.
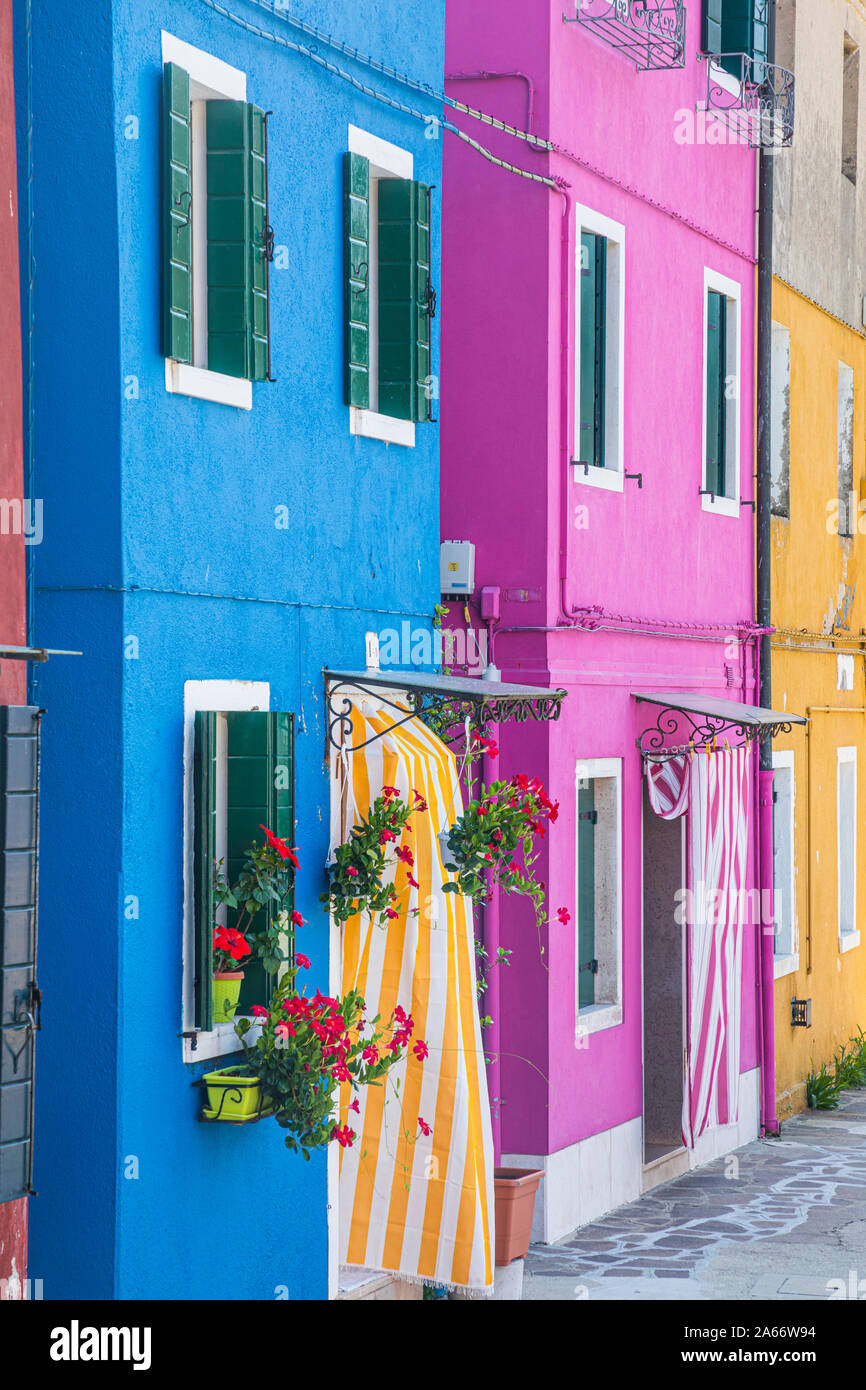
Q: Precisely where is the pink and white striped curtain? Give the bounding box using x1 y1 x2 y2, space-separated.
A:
645 747 752 1148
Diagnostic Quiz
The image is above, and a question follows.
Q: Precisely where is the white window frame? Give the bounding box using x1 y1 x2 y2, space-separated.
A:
837 745 860 952
347 125 416 449
837 360 855 538
701 267 742 518
161 31 253 410
181 679 271 1062
772 750 798 978
572 204 626 492
574 757 623 1040
770 320 791 518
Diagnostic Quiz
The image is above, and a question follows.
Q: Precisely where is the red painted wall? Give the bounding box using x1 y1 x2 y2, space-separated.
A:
0 0 29 1296
0 0 26 707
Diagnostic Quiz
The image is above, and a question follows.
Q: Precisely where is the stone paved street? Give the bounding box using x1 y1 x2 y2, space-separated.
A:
525 1091 866 1301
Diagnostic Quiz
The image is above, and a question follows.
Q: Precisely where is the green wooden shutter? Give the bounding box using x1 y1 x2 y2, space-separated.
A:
378 178 434 423
193 711 218 1032
193 711 294 1031
579 231 607 469
0 708 40 1201
163 62 192 363
577 782 596 1009
206 101 271 380
225 712 294 1013
247 106 270 382
706 290 727 497
413 182 434 423
725 1 768 65
701 0 723 55
344 152 371 408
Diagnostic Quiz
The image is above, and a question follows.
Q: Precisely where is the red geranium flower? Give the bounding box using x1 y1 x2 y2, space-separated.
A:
295 954 311 969
382 786 399 801
556 906 571 926
291 910 306 927
331 1124 356 1148
249 1004 269 1019
407 874 420 889
413 1039 428 1061
349 1098 360 1114
258 825 300 868
413 790 428 811
346 865 359 878
396 845 414 866
418 1116 431 1137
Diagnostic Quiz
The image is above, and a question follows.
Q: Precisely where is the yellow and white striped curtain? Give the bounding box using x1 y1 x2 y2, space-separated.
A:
332 692 494 1290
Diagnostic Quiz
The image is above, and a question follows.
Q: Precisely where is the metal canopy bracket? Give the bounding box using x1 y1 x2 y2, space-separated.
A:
635 692 806 758
326 669 566 754
565 1 686 72
701 54 795 148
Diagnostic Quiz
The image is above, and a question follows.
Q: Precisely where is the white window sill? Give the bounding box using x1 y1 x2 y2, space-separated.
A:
701 491 740 518
166 359 252 410
182 1017 262 1064
703 63 742 100
773 952 799 980
576 1002 622 1040
350 407 415 447
839 930 861 955
572 462 623 493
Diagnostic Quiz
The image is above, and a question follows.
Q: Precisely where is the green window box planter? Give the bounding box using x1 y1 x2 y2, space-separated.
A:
212 969 245 1024
201 1066 272 1123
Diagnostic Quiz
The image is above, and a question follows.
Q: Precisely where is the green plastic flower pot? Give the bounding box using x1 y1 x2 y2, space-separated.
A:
212 970 244 1023
202 1066 263 1120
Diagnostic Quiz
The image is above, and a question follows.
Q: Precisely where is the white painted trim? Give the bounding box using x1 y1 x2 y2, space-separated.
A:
346 125 416 443
837 744 858 947
348 123 414 180
166 359 253 410
574 756 623 1037
573 202 626 489
707 60 741 101
350 407 415 447
161 31 246 100
701 265 742 516
773 952 799 979
162 34 249 391
181 679 270 1063
772 749 796 962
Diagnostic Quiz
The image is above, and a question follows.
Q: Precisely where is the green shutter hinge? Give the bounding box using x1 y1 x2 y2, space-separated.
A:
579 959 599 975
579 809 598 824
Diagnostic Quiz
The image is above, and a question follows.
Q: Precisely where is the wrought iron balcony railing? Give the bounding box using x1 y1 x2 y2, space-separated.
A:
564 0 686 72
702 53 795 148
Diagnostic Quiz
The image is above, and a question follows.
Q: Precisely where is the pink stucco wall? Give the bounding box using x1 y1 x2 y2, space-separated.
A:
442 1 760 1156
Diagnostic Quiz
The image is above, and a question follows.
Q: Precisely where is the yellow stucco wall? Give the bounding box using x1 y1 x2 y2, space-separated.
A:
771 277 866 1117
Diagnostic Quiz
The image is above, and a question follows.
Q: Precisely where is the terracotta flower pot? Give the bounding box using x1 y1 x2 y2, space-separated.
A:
212 969 245 1023
493 1167 543 1266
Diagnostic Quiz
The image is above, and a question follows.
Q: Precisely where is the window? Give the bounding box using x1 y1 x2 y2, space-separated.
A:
843 36 860 185
575 758 622 1036
771 322 791 518
162 33 272 410
772 751 796 976
182 681 295 1061
573 205 625 491
344 125 435 448
702 1 769 75
837 361 855 538
837 746 858 951
702 269 741 516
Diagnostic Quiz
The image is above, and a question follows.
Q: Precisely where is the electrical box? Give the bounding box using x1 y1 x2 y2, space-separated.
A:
480 585 501 621
440 540 475 598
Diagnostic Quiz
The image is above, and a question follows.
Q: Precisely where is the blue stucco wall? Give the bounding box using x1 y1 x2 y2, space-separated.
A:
18 0 443 1299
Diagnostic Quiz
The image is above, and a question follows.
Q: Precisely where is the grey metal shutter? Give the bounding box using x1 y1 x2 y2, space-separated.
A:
0 707 41 1201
